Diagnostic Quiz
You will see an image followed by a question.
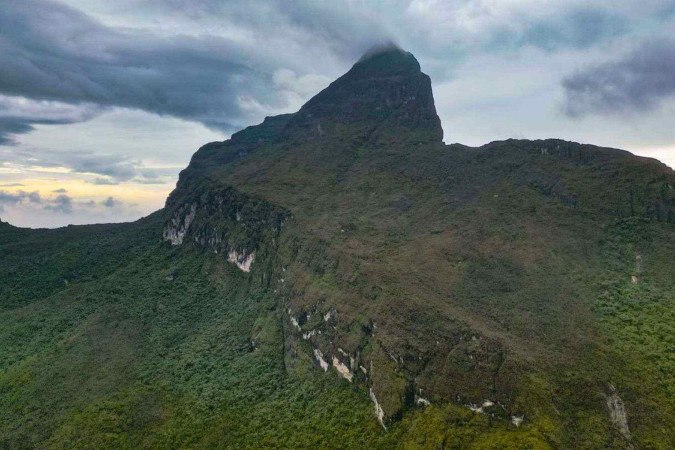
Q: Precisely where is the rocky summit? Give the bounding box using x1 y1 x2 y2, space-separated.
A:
1 48 674 448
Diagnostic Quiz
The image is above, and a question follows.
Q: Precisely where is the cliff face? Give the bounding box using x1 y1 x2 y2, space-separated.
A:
159 46 674 443
163 180 288 274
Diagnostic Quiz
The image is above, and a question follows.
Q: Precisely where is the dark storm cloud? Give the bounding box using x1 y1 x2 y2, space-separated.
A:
0 0 399 146
0 0 290 138
0 118 33 145
0 96 104 145
0 114 102 145
562 39 675 117
1 0 658 145
137 0 388 59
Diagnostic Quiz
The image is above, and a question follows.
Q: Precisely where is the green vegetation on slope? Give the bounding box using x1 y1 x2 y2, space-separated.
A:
1 47 673 448
0 217 565 449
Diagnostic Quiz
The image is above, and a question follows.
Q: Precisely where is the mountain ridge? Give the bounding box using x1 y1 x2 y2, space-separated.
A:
1 47 673 448
160 47 673 438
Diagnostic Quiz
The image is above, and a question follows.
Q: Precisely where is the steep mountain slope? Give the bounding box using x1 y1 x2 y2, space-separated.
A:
1 48 673 448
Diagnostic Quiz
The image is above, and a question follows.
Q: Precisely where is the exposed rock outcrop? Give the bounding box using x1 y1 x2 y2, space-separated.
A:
370 388 387 430
163 181 287 273
163 203 196 245
606 384 633 448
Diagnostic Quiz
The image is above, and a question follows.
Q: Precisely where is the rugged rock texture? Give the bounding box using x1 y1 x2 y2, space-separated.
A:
163 179 288 273
606 383 633 448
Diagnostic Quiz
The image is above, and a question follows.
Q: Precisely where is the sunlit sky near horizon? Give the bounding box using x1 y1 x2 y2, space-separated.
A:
1 0 674 228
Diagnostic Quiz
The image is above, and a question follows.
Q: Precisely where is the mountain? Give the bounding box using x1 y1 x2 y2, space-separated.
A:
1 47 673 449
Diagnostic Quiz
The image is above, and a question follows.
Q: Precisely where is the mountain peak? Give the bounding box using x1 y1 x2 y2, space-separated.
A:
290 47 443 142
353 43 421 74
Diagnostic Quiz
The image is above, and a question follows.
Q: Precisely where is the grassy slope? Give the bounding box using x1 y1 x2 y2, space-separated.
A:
0 214 567 449
210 134 674 448
0 216 391 448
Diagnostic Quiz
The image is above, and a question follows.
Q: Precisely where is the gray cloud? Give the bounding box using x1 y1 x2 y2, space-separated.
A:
562 39 675 117
0 113 97 145
66 154 137 182
0 118 33 145
0 189 41 212
52 188 67 193
488 8 628 52
102 196 117 208
0 190 38 205
44 194 73 214
28 191 41 203
91 178 121 185
1 0 649 146
0 145 164 184
2 14 241 140
0 95 104 144
0 0 376 142
0 188 134 216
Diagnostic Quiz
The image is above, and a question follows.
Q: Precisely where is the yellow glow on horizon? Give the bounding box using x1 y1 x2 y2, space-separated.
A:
1 177 174 208
0 167 24 174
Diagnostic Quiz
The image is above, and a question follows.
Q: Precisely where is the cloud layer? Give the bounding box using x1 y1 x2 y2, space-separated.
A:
563 39 675 116
0 187 131 216
0 95 104 145
3 0 672 144
0 144 162 185
0 0 279 141
0 0 397 143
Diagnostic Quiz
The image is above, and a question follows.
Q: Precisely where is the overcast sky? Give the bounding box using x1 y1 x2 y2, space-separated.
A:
1 0 674 227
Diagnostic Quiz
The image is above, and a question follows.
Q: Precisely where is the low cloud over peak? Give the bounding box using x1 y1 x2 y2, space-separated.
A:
3 0 670 144
0 0 388 144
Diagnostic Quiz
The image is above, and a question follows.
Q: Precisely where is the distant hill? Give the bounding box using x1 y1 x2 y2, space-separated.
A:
1 47 673 449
